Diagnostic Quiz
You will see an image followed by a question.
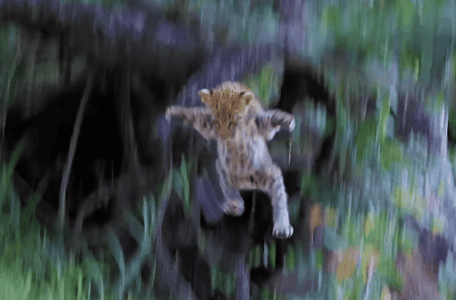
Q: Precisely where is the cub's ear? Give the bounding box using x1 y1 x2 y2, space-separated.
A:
242 91 253 107
198 89 212 104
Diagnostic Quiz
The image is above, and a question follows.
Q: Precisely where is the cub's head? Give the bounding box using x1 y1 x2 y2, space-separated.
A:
198 82 253 138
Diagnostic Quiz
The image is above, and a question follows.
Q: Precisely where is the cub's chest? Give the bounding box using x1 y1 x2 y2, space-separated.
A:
218 124 268 173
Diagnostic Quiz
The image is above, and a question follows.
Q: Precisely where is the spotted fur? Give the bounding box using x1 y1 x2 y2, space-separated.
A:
165 81 295 238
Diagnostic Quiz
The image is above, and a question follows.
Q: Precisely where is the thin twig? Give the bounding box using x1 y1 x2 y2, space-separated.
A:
1 43 22 146
58 68 95 234
288 138 292 165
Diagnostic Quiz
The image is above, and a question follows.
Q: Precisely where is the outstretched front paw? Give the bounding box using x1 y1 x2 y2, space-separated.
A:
165 107 175 121
288 117 295 132
222 199 245 216
272 221 294 239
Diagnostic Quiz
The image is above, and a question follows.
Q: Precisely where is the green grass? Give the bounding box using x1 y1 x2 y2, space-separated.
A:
0 143 162 299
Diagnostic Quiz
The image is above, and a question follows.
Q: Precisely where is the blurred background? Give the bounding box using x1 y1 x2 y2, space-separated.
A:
0 0 456 299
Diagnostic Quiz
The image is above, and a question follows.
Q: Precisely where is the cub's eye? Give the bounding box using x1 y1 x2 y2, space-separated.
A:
239 92 245 96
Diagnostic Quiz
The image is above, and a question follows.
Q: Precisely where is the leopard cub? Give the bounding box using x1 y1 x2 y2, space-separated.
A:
166 81 295 238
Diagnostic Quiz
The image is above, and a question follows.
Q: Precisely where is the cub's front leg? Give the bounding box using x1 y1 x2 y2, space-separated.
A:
165 106 200 123
256 110 295 141
165 106 216 140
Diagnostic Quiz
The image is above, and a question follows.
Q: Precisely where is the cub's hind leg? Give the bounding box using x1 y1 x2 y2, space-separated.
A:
256 164 293 239
216 159 245 216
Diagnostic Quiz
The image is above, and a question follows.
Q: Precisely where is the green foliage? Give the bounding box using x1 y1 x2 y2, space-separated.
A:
159 163 173 202
80 254 106 297
258 287 276 300
342 211 363 246
377 256 404 292
314 249 323 271
249 244 262 268
355 117 376 166
316 0 453 86
300 173 318 198
392 187 426 221
397 0 416 32
172 154 192 212
377 92 390 143
0 139 159 299
321 6 341 29
363 211 385 249
0 142 23 208
355 110 405 171
107 229 126 296
285 243 295 271
324 115 336 138
268 242 276 269
212 268 236 300
381 139 404 170
0 266 32 300
420 90 447 125
400 45 421 80
243 63 282 108
20 191 42 232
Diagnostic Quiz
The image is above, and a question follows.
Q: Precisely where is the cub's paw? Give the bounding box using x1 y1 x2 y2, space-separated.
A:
272 221 294 239
165 106 176 121
222 199 245 216
267 125 281 140
288 117 295 132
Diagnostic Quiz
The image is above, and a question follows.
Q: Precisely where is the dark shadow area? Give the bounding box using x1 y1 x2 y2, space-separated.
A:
275 63 335 178
276 63 334 115
3 79 124 220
